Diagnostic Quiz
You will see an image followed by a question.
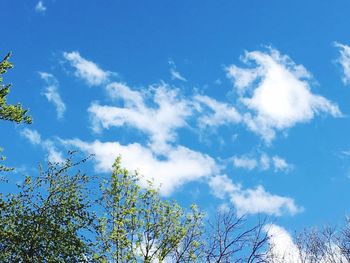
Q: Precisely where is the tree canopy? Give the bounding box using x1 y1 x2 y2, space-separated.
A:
0 153 93 262
0 154 272 262
0 52 32 173
0 52 32 124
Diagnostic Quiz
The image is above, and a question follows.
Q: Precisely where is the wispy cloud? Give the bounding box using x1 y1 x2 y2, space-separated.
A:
272 155 292 172
21 128 64 163
227 48 341 142
35 1 46 13
232 153 292 173
39 72 66 119
89 82 192 153
21 128 41 145
194 95 242 128
209 175 302 216
335 42 350 85
232 156 257 170
169 60 187 82
63 51 112 86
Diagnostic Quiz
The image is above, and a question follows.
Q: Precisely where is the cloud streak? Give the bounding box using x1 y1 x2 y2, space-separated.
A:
21 128 64 163
194 95 242 128
335 42 350 85
169 60 187 82
63 51 112 86
39 72 66 119
232 153 292 173
89 82 192 153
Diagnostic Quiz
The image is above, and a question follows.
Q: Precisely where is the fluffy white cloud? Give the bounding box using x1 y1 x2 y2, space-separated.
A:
35 1 46 13
231 185 301 216
39 72 66 119
21 128 64 163
209 175 302 216
264 224 301 263
63 139 217 196
63 51 111 86
227 48 341 142
335 42 350 85
89 82 192 153
194 95 241 128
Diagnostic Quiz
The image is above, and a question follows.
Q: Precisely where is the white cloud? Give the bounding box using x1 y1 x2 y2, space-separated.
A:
335 42 350 85
232 153 292 173
260 153 270 170
63 51 111 86
89 82 192 153
264 224 301 263
170 69 187 82
194 95 242 128
227 48 341 142
39 72 66 119
35 1 46 13
232 156 257 170
21 128 64 163
44 140 64 163
226 65 259 93
209 174 239 199
169 60 187 82
264 224 347 263
272 155 292 172
209 175 302 216
231 185 301 216
63 139 217 196
20 128 41 145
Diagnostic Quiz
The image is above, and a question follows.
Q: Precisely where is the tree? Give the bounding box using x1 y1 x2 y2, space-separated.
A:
0 52 32 124
0 154 272 262
92 157 272 263
267 218 350 263
0 52 32 173
205 210 269 263
0 153 94 262
93 157 204 262
292 220 350 263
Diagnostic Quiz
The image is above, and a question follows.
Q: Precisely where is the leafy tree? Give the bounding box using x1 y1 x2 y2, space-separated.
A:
92 157 273 263
0 52 32 124
93 157 204 263
0 153 273 262
0 52 32 173
0 153 94 262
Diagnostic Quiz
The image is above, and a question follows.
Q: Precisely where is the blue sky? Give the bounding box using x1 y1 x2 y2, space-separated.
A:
2 0 350 256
